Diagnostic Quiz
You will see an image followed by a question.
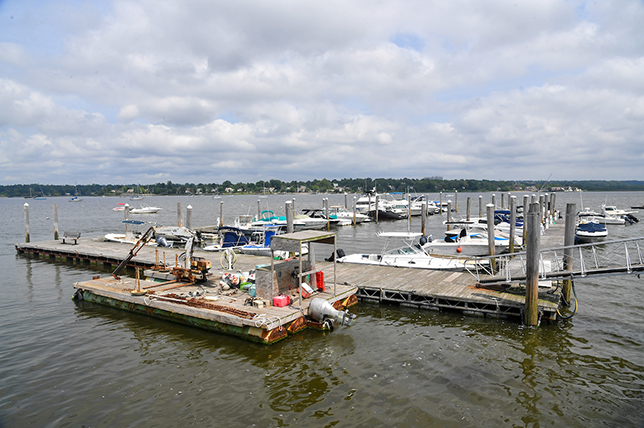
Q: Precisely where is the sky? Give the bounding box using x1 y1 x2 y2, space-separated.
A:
1 0 643 185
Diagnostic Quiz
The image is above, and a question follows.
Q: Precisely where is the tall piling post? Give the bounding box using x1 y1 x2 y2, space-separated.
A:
186 205 192 230
439 192 443 214
177 202 183 227
509 196 517 253
491 194 496 209
257 199 261 221
446 200 452 231
344 193 348 209
219 201 224 228
523 195 529 247
53 204 59 240
501 193 505 210
325 198 330 231
407 194 412 231
24 203 30 243
353 196 357 228
421 201 427 236
524 202 541 326
125 204 132 241
539 195 546 228
486 204 495 257
375 195 379 223
479 195 482 218
466 197 471 221
562 203 577 304
285 200 294 234
550 193 557 220
455 190 458 212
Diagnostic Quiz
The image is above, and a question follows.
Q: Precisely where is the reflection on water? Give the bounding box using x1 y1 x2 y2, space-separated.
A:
1 193 644 426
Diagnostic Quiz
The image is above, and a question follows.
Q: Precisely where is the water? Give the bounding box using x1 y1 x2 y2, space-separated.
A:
1 192 643 427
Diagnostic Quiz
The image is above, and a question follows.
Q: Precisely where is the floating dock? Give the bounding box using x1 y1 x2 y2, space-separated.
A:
15 220 568 342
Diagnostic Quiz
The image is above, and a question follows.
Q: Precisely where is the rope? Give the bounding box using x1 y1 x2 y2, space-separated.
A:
253 314 283 331
557 279 578 320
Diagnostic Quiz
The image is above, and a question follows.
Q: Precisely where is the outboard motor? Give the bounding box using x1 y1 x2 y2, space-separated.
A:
155 235 170 247
308 298 356 329
325 248 346 262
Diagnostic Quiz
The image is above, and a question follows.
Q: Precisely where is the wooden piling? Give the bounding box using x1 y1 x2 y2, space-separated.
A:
466 197 471 221
353 196 357 228
550 193 557 219
177 202 183 227
285 201 294 233
509 196 516 253
562 203 576 304
522 195 529 247
501 193 505 210
125 204 132 241
491 194 496 209
257 199 261 221
53 204 59 240
344 193 348 209
219 201 224 228
524 202 541 326
447 200 452 231
479 195 482 218
486 204 495 257
324 198 330 231
455 190 458 212
186 205 192 230
407 194 412 231
421 201 427 236
24 203 30 243
375 195 379 223
439 192 443 214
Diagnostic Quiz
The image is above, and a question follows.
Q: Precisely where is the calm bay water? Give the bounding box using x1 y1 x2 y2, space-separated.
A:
1 192 643 427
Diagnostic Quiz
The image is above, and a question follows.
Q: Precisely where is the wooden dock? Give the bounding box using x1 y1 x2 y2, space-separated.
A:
15 218 568 342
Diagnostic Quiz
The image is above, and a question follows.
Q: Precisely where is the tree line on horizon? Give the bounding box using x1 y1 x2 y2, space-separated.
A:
2 178 644 198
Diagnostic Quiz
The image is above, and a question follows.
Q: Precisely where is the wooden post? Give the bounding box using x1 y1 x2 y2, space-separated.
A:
509 196 517 253
375 195 379 223
177 202 183 227
523 195 529 247
257 199 261 221
344 193 348 209
524 202 541 326
285 200 294 233
446 200 452 230
24 203 30 243
539 195 546 228
466 197 471 221
479 195 482 218
186 205 192 230
439 192 443 214
407 194 411 231
550 193 557 220
486 204 495 257
53 204 59 240
219 201 224 227
491 194 496 208
501 193 505 210
421 201 427 236
562 203 576 304
125 204 132 241
353 196 357 228
325 198 330 231
455 190 458 212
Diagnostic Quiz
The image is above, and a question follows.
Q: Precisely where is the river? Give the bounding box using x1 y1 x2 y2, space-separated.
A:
1 191 642 427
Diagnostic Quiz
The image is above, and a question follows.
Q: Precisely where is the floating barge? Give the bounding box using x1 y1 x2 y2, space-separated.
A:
15 222 569 342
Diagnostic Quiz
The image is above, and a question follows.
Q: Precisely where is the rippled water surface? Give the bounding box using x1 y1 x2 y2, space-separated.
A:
1 192 643 427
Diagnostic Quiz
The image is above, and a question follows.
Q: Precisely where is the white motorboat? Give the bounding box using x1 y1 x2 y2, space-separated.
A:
330 206 370 224
601 204 638 217
575 220 607 244
337 232 479 271
422 225 517 257
130 205 162 214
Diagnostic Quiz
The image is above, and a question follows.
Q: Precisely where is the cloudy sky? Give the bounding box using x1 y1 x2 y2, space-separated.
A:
1 0 643 185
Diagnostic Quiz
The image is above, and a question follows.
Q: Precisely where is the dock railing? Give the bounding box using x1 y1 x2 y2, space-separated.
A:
466 236 644 287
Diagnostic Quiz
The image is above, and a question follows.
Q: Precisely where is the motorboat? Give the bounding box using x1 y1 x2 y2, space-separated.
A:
575 221 607 244
337 231 479 271
422 222 519 256
601 204 638 217
329 205 370 224
130 205 162 214
113 203 127 211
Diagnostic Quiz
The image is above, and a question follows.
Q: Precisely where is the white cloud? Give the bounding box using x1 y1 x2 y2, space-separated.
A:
0 0 643 184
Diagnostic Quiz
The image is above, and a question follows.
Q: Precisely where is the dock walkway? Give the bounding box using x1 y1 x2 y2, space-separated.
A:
16 218 568 326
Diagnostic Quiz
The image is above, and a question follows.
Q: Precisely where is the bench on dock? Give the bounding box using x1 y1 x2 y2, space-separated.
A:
62 232 81 245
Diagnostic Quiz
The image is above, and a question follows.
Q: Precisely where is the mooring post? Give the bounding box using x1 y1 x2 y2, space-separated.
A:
344 193 348 209
440 192 443 214
186 205 192 230
509 196 517 253
486 204 495 257
447 200 452 231
421 201 427 236
539 195 546 228
53 204 59 240
353 196 357 228
501 193 505 210
479 195 482 218
550 193 557 221
285 200 294 234
257 199 261 221
466 197 471 221
325 198 330 231
523 195 529 247
407 194 412 231
562 202 577 304
219 201 224 227
24 203 30 243
491 193 496 209
455 190 458 212
524 202 541 326
375 195 379 223
177 202 183 227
